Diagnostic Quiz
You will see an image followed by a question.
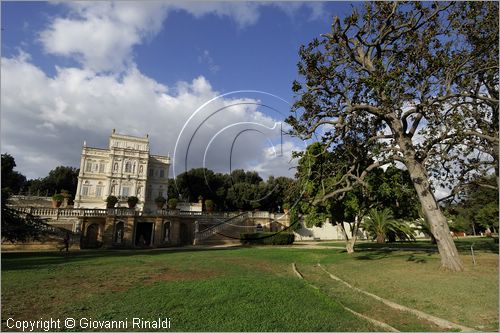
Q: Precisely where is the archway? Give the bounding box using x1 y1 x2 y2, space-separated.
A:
86 223 100 248
163 221 171 243
180 223 190 245
135 222 153 247
114 222 124 244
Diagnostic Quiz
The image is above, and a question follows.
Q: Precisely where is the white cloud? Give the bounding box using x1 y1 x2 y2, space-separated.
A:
39 2 168 72
2 2 327 179
39 1 327 73
198 50 220 74
1 54 297 179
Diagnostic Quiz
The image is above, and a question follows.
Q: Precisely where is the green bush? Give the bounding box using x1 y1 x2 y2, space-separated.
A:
106 195 118 208
52 193 64 202
167 198 178 209
127 196 139 207
240 232 295 245
155 196 167 209
205 199 214 210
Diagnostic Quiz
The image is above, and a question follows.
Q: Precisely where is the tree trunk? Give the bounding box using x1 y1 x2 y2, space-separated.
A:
346 238 356 253
405 158 464 271
339 220 357 254
376 233 385 243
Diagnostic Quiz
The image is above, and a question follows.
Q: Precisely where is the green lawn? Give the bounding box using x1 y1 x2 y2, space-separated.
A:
2 245 498 331
319 236 499 253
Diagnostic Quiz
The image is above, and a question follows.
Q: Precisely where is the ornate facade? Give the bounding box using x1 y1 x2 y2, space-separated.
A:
74 130 170 211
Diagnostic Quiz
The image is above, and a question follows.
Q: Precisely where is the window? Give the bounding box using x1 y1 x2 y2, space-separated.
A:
85 161 92 172
96 182 103 197
160 169 164 178
122 187 130 197
99 163 105 173
81 186 89 196
125 161 132 173
149 168 154 177
93 163 98 172
82 181 91 196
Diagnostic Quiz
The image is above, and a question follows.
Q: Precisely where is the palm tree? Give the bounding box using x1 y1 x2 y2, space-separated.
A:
363 208 415 243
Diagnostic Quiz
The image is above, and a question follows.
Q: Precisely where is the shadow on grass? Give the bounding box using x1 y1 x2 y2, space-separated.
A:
1 246 241 271
407 254 427 263
353 237 499 254
354 249 435 264
354 249 392 260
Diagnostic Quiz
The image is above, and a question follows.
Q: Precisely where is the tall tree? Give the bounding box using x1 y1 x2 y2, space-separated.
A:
287 2 498 271
28 166 79 197
446 175 499 234
293 141 375 253
1 189 58 242
1 153 27 194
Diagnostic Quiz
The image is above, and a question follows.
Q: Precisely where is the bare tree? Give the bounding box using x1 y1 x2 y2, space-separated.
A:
287 2 498 271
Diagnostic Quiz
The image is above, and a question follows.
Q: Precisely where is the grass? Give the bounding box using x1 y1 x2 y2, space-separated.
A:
319 236 499 253
2 245 498 331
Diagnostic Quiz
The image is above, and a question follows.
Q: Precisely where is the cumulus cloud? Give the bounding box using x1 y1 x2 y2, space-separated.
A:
39 1 326 73
39 2 168 72
1 54 299 179
3 2 328 178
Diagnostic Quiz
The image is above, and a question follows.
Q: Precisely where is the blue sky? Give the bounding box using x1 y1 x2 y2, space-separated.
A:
1 1 357 180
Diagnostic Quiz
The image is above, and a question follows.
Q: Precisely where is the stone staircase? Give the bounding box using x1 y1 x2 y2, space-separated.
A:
194 212 255 245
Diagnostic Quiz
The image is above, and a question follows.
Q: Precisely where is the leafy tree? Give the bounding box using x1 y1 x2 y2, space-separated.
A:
1 189 58 242
286 2 498 271
1 153 27 194
433 2 499 190
446 175 499 234
169 167 293 212
368 166 419 220
27 166 79 197
292 141 375 253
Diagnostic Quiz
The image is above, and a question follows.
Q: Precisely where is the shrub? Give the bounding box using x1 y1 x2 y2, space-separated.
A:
155 196 167 203
127 196 139 207
52 193 64 202
167 198 178 209
240 232 295 245
205 199 214 210
106 195 118 208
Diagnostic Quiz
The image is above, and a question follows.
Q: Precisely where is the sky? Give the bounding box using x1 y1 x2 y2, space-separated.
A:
1 1 357 180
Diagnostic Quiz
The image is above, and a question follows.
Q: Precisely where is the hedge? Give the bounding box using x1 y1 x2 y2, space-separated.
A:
240 232 295 245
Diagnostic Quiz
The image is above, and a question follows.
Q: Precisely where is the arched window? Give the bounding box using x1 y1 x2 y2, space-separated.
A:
125 161 132 173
